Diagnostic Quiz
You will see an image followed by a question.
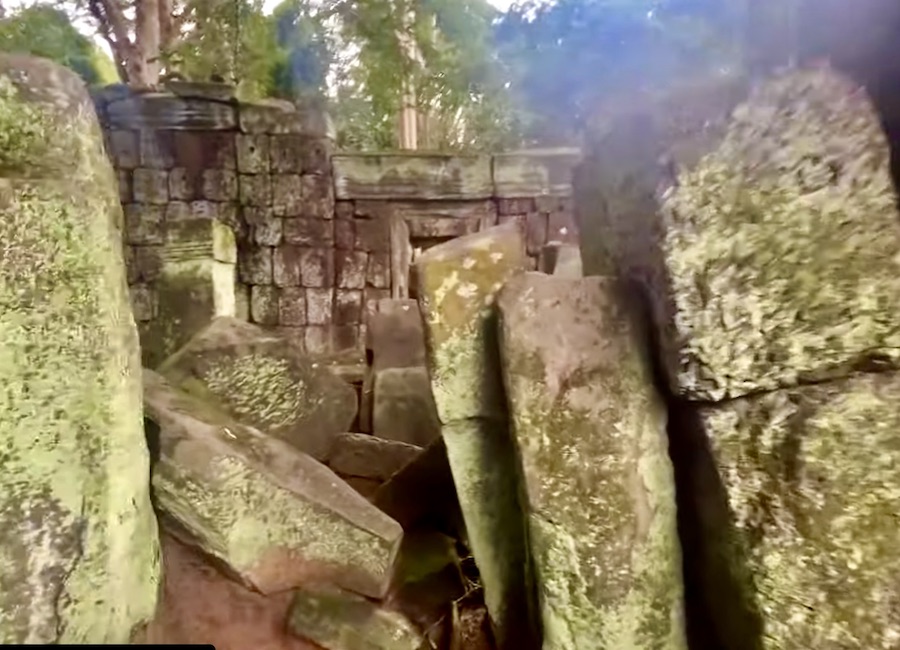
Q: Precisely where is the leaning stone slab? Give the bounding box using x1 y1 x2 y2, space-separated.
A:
680 371 900 650
157 316 357 461
288 585 423 650
143 370 402 599
327 433 421 483
576 68 900 400
0 55 159 643
372 367 441 447
414 222 540 649
539 241 583 278
497 273 686 650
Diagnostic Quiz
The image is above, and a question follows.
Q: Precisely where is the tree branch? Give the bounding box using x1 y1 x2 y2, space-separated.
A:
87 0 132 80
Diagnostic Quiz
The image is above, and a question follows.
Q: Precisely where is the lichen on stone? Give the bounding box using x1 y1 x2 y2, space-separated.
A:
0 57 159 643
497 274 686 650
696 372 900 649
658 68 900 399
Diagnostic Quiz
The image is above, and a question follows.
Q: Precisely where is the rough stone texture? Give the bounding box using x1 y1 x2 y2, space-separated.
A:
327 433 422 483
372 439 464 538
497 273 686 650
144 369 402 599
156 317 357 461
492 148 582 198
366 299 427 370
677 371 900 650
287 586 423 650
575 68 900 400
0 55 159 643
372 367 442 447
414 222 540 649
539 242 583 278
333 153 493 200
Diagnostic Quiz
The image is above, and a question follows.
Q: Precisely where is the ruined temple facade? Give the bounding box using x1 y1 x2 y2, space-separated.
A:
92 83 581 367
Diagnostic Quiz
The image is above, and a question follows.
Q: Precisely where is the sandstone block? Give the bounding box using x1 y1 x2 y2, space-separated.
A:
202 169 238 202
306 288 334 326
269 134 305 173
287 586 421 650
498 273 687 650
0 55 159 643
239 246 274 285
492 148 582 198
335 250 368 289
273 173 305 216
334 219 354 249
132 167 170 204
236 133 269 174
525 211 548 255
284 217 333 247
333 153 492 200
414 222 538 648
327 433 422 483
366 299 427 370
250 285 279 325
279 287 307 326
575 68 900 400
171 131 234 170
539 242 583 278
301 173 334 219
143 259 236 367
366 252 391 289
144 370 401 599
107 128 139 168
334 289 363 325
139 129 175 168
273 245 302 287
372 367 442 448
299 247 334 288
679 371 900 650
124 203 165 244
301 137 332 175
130 283 157 321
157 317 357 460
354 217 391 252
239 173 271 206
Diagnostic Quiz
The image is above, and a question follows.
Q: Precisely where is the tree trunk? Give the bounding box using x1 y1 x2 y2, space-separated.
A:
88 0 165 88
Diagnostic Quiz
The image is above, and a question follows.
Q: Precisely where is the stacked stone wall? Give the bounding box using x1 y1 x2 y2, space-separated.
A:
93 83 581 362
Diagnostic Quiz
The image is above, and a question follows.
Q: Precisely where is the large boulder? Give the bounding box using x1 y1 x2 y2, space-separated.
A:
678 371 900 650
144 370 402 599
497 273 686 650
414 222 540 649
0 55 160 643
575 68 900 400
157 317 357 461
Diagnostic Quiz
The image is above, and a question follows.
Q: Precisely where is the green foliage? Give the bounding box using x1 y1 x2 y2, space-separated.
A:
0 3 119 86
166 0 278 100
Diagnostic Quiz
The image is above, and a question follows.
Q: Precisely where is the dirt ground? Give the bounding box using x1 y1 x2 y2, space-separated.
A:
136 532 319 650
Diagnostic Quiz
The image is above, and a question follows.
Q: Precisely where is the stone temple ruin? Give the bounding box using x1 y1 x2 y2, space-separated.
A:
3 51 900 650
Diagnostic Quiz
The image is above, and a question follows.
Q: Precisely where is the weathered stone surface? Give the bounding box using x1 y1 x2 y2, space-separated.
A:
497 273 686 650
333 153 493 200
678 371 900 650
372 439 463 537
492 148 582 198
105 93 238 131
366 299 427 370
576 68 900 400
539 241 583 278
327 433 422 483
414 222 539 649
144 370 401 599
0 54 159 643
157 317 357 461
143 257 236 368
287 586 422 650
372 367 441 448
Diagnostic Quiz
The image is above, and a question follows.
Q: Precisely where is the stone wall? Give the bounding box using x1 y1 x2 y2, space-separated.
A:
92 83 580 364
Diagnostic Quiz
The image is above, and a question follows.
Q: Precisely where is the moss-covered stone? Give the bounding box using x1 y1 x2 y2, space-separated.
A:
144 369 402 599
0 54 159 643
497 273 686 650
576 68 900 400
372 366 441 447
287 585 423 650
414 223 540 650
157 317 357 461
683 371 900 649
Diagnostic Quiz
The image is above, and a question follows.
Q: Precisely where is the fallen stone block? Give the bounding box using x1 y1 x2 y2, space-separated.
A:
498 273 687 650
575 68 900 400
328 433 422 483
287 586 423 650
0 55 159 643
366 298 427 370
415 222 540 649
539 241 583 277
143 369 402 599
373 438 464 538
157 316 357 461
678 371 900 650
372 366 441 447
